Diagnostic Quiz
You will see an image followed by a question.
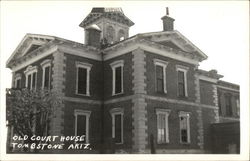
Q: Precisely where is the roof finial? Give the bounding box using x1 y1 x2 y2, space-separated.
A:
166 7 169 15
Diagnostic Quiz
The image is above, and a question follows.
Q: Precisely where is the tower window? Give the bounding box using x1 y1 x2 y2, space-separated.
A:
107 26 115 44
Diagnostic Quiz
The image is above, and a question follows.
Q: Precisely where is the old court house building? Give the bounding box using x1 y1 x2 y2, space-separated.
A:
6 8 240 153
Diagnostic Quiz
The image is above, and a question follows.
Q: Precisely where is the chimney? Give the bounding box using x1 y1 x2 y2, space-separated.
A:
85 24 101 48
161 7 175 31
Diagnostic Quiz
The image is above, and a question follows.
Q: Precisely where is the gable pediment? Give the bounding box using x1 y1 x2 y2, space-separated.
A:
6 34 54 67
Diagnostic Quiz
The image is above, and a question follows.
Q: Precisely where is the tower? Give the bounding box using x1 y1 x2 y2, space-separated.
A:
79 8 134 46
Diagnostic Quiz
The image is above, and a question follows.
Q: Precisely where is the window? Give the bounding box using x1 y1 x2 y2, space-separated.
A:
118 29 125 41
110 108 124 144
74 110 91 143
107 26 115 44
76 62 92 96
156 109 171 144
176 65 188 97
225 94 232 116
24 66 38 90
41 59 51 89
154 59 168 93
236 98 240 117
179 111 190 143
14 73 21 89
110 60 124 95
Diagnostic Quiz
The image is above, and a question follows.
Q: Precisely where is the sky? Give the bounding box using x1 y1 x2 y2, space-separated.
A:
0 1 249 160
1 1 249 87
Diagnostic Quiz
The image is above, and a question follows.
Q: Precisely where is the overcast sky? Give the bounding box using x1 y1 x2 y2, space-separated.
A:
0 1 249 88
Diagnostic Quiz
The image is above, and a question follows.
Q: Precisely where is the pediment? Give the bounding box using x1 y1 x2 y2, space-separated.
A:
6 34 54 66
140 30 208 60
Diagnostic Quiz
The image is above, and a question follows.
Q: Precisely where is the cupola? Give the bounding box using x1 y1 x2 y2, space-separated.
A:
161 7 175 31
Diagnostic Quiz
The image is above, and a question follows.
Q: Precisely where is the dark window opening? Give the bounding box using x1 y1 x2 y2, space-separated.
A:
44 66 50 89
178 71 185 97
225 94 232 116
115 66 122 94
114 114 122 143
77 115 86 143
156 65 164 93
77 67 87 95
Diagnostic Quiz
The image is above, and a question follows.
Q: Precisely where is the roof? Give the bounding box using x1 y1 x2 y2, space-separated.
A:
6 33 99 69
196 69 223 79
79 7 134 28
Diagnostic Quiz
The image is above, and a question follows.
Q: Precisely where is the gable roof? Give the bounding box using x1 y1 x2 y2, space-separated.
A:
103 30 208 62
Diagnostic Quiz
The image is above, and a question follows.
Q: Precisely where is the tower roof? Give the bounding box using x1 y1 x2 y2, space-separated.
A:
79 7 134 28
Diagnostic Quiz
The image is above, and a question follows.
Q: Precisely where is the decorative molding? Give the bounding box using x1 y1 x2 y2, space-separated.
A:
198 75 218 83
63 96 102 105
217 85 240 93
196 109 204 149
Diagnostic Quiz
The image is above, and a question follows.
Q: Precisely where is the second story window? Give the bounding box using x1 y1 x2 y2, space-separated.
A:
76 62 92 96
225 94 232 116
176 65 188 97
24 65 38 90
14 73 22 89
110 108 124 144
110 60 124 95
154 59 168 93
41 59 51 89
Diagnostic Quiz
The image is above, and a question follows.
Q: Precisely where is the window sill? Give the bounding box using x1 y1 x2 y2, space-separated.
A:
180 142 191 145
75 93 90 97
112 92 124 96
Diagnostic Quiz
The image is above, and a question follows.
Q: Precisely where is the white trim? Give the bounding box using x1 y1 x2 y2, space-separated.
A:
156 109 171 143
109 108 124 144
198 75 218 83
74 110 91 143
24 65 38 90
41 59 52 89
154 59 168 93
75 61 92 96
110 60 124 95
104 43 199 65
58 45 101 61
217 85 239 92
176 66 188 97
14 73 22 88
10 46 57 72
179 111 191 144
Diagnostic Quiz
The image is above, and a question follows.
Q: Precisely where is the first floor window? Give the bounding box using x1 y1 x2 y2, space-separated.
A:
76 62 92 96
74 110 91 143
156 109 170 143
110 108 124 144
179 112 190 143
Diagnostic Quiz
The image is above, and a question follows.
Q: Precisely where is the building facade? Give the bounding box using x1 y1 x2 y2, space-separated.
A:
6 8 240 154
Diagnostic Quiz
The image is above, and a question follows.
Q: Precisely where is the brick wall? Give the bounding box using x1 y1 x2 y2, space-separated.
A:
13 55 53 89
200 80 215 106
103 52 133 100
64 53 103 100
146 99 200 150
145 51 196 102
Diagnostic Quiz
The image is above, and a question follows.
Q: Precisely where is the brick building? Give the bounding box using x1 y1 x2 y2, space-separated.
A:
6 7 240 154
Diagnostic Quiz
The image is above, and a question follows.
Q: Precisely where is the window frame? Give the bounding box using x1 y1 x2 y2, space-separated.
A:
154 59 168 94
75 61 92 96
24 65 38 90
40 59 52 89
179 111 191 144
110 60 124 96
74 109 91 143
109 108 124 144
156 108 171 144
14 73 22 88
176 65 189 97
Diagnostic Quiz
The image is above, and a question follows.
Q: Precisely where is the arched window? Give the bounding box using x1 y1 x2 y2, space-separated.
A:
118 29 125 41
106 26 115 44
